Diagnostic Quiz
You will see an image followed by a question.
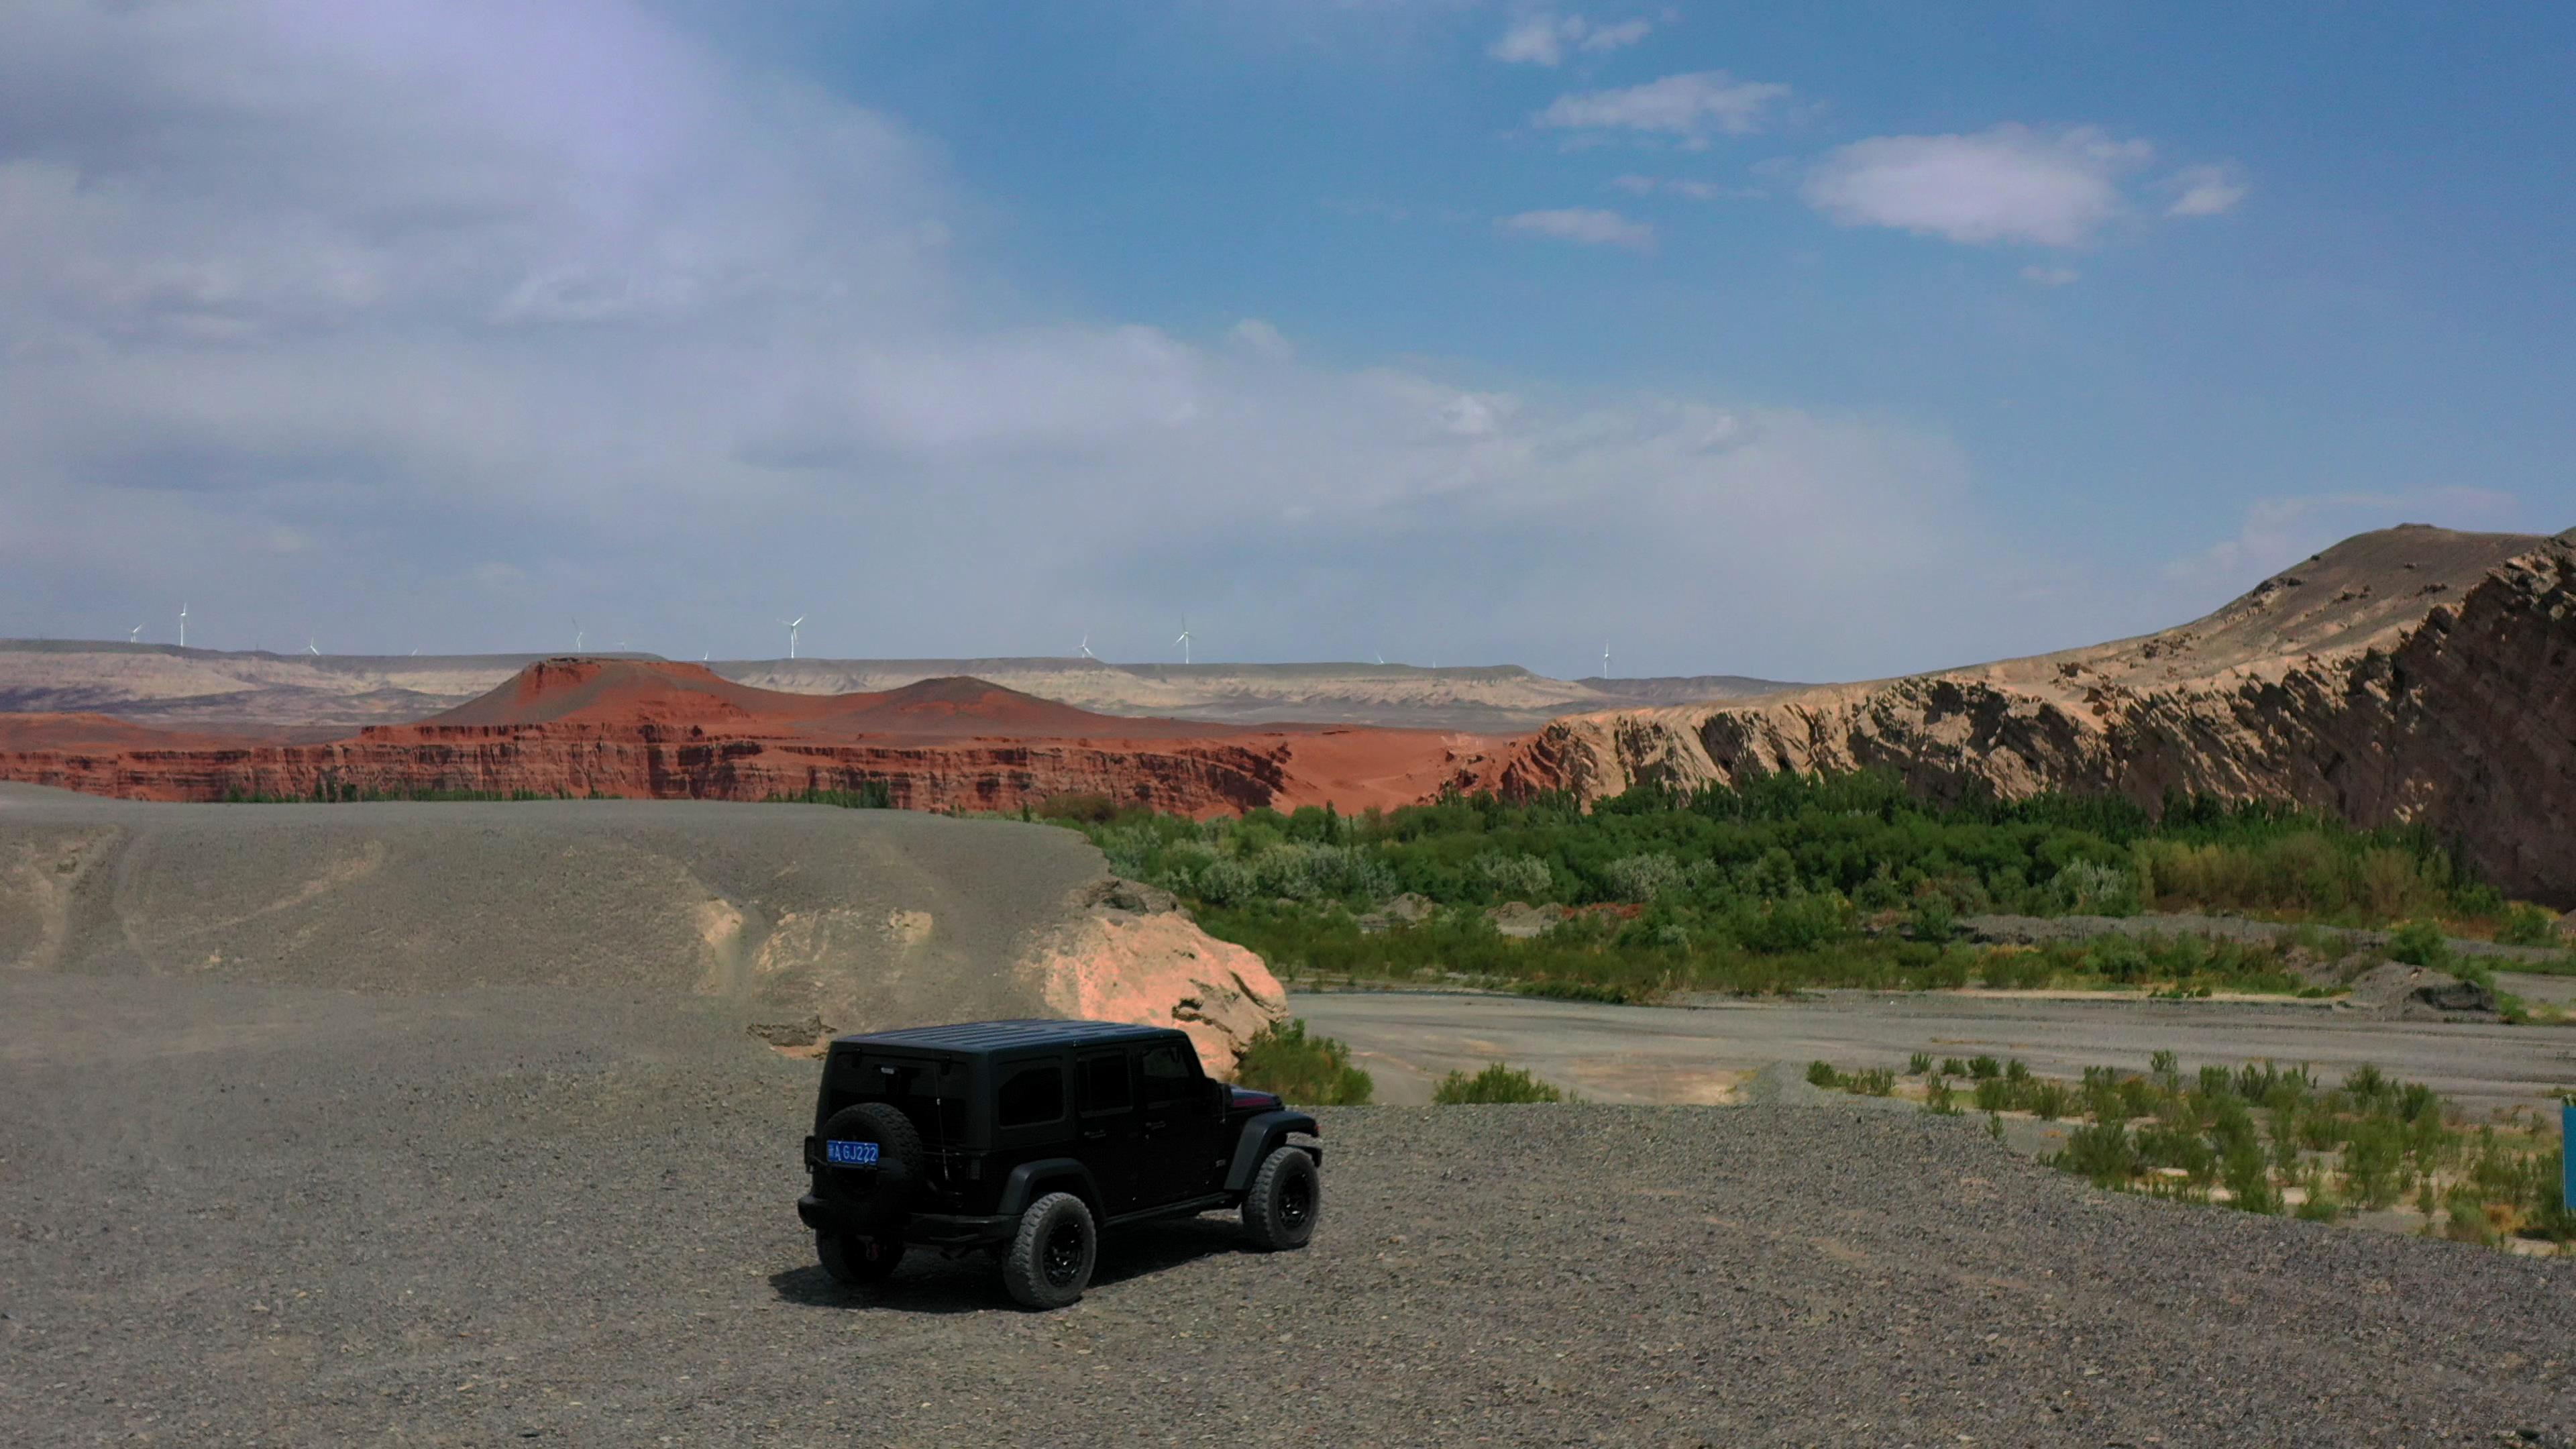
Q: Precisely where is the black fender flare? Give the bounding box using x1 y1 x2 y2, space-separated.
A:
997 1159 1104 1220
1223 1110 1320 1193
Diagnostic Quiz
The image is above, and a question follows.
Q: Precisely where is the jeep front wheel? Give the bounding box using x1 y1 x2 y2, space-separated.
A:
1241 1145 1319 1251
1002 1192 1096 1309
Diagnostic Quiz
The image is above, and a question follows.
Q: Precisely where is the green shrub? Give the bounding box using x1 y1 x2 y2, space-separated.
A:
1908 1051 1933 1075
1973 1077 2012 1113
2294 1188 2343 1222
2498 904 2560 949
2027 1081 2074 1122
1849 1067 1896 1097
1433 1063 1569 1104
1597 853 1685 902
1231 1020 1375 1106
2056 1119 2137 1185
2387 920 2453 970
1941 1057 1968 1076
1967 1055 2002 1081
1924 1075 1959 1114
1034 793 1119 823
1806 1060 1840 1088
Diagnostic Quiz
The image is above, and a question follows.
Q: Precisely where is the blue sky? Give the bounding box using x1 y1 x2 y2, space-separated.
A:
2 1 2567 678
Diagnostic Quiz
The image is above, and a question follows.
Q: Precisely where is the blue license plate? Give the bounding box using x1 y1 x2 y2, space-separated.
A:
826 1140 880 1167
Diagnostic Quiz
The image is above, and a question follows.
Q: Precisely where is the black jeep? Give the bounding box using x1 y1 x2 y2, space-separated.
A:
795 1019 1322 1308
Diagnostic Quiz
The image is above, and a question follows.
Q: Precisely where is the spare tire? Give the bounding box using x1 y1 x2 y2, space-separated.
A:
818 1101 924 1233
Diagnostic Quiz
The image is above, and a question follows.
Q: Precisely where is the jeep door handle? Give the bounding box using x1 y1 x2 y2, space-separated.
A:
1142 1119 1168 1131
1081 1128 1108 1140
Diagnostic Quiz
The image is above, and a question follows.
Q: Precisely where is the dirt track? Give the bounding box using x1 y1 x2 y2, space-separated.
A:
1295 987 2576 1112
8 973 2576 1446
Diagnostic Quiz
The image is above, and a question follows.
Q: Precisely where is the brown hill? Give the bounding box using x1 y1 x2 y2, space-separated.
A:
1492 525 2576 902
0 642 1799 733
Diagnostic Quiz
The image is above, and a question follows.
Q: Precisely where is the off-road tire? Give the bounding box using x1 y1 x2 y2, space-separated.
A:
817 1101 924 1232
1002 1192 1097 1309
815 1231 904 1287
1241 1145 1319 1251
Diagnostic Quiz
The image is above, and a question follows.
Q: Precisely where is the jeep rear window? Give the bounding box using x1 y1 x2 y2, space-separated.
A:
846 1054 969 1138
997 1065 1065 1128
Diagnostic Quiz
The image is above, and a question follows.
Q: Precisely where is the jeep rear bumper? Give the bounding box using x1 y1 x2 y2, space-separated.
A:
797 1193 1014 1246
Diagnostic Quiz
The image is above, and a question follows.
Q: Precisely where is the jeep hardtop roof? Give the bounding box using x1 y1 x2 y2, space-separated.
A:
829 1018 1189 1056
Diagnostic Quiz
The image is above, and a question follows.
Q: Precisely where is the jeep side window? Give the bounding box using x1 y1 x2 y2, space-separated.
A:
996 1065 1065 1128
1079 1052 1131 1113
1138 1043 1194 1104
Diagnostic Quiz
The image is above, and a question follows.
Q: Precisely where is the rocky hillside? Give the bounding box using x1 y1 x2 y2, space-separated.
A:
1495 526 2576 903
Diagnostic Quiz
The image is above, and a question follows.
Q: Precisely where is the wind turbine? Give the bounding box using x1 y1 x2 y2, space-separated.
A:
1374 651 1385 666
177 603 188 649
127 625 143 644
1601 641 1611 680
305 635 320 657
780 616 804 659
1173 616 1193 665
1079 633 1095 660
572 618 584 652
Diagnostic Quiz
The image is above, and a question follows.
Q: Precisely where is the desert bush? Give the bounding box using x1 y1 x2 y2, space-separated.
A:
1034 792 1119 823
1941 1057 1969 1077
2054 858 2141 915
2027 1081 2074 1122
1433 1063 1569 1104
2497 904 2560 949
1597 853 1686 902
2055 1118 2137 1184
1973 1077 2013 1113
1193 857 1260 906
2387 919 2453 970
1849 1067 1897 1097
1806 1061 1840 1088
1908 1051 1933 1075
1232 1020 1375 1106
1924 1075 1959 1114
1473 851 1556 900
1967 1055 2002 1081
2341 1117 2407 1209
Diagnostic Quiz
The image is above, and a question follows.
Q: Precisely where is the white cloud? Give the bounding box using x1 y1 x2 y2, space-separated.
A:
1611 174 1762 201
1499 208 1657 250
1579 19 1652 53
1228 317 1295 360
1489 11 1654 67
1535 72 1790 142
1801 125 2153 247
0 0 2046 680
2164 164 2249 217
2020 265 2080 286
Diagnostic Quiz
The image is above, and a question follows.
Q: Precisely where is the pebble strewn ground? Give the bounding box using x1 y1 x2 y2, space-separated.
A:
6 976 2575 1447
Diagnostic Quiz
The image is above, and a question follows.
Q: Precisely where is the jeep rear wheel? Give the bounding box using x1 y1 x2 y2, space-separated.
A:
816 1230 904 1287
1241 1145 1319 1251
1002 1192 1096 1309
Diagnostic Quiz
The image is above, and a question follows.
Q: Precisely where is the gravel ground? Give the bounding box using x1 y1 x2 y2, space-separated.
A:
9 976 2576 1446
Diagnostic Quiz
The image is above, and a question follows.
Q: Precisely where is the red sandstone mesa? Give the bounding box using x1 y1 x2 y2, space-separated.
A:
0 659 1511 817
